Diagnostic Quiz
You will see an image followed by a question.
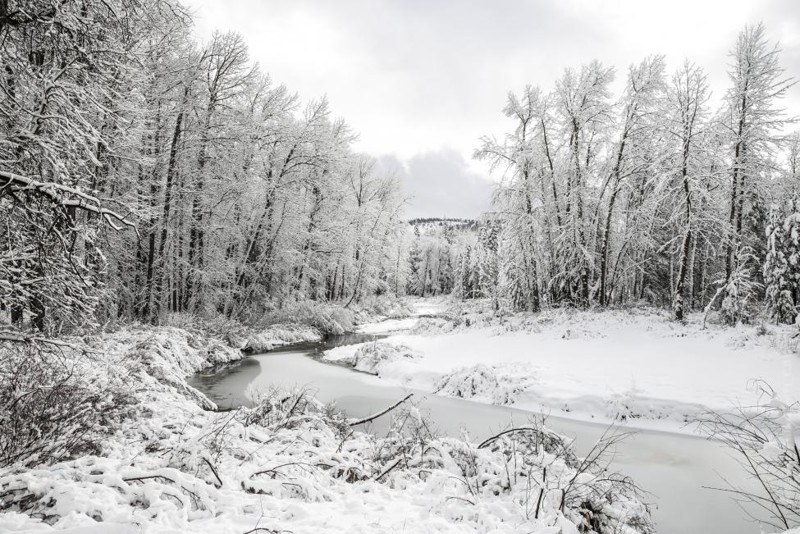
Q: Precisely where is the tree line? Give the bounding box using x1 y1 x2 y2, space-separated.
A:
0 0 407 333
2 5 798 333
471 24 799 323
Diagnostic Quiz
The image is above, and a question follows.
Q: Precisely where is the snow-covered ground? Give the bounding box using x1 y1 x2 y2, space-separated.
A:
355 317 420 335
354 296 450 335
326 300 800 434
0 317 652 534
407 296 451 317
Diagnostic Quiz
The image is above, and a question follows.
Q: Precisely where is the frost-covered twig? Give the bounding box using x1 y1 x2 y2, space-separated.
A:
0 170 138 235
348 393 414 427
699 388 800 530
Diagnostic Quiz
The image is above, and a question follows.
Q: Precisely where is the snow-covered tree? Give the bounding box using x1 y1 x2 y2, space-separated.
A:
723 23 794 292
668 61 710 320
764 202 800 323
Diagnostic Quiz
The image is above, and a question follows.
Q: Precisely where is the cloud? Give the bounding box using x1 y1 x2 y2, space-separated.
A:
183 0 800 217
184 0 800 167
377 149 493 220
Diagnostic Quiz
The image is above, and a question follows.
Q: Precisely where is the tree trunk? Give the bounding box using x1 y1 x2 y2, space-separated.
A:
153 95 186 321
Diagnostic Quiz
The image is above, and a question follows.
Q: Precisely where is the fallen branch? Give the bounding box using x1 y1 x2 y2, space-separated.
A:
445 495 476 506
477 427 541 449
202 457 223 487
251 461 313 478
123 474 176 484
374 458 403 481
349 393 413 427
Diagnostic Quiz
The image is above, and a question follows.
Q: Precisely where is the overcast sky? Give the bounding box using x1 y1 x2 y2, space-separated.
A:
182 0 800 219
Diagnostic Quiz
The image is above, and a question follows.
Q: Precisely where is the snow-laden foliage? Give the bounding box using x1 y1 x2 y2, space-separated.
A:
406 220 477 298
240 324 323 353
257 297 413 337
0 340 135 469
0 0 159 334
0 325 241 470
718 248 763 325
765 205 800 324
434 363 538 405
334 341 422 375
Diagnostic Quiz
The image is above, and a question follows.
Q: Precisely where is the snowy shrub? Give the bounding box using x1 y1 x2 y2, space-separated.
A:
435 364 500 399
91 327 242 412
345 342 421 375
0 339 134 468
432 423 651 533
240 388 340 431
241 323 323 353
717 250 762 326
162 312 202 330
116 327 240 377
355 403 651 534
356 295 414 318
412 315 458 334
434 363 538 405
259 300 357 335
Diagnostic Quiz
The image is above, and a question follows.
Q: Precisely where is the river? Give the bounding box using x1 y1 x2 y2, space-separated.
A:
189 333 774 534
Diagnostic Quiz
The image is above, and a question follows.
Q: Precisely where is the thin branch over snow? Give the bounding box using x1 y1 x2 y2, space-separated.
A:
348 393 414 426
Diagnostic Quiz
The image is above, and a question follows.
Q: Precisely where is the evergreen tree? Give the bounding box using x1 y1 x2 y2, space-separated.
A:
765 202 800 323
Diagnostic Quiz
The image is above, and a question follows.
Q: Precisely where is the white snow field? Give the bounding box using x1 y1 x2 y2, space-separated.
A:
353 296 449 335
326 300 800 434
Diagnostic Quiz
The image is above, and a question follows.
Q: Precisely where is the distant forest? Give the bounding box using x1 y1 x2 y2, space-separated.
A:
407 217 479 227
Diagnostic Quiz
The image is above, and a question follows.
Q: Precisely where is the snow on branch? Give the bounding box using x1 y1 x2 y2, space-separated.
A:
348 393 414 427
0 170 138 235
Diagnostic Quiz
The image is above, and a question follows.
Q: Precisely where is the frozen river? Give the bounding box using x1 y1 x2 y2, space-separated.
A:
190 334 772 534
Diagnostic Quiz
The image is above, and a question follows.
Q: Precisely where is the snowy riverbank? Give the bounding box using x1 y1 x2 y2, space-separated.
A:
0 315 653 533
325 299 800 435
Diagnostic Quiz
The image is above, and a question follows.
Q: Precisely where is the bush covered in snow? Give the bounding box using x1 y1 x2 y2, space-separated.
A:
240 323 323 353
339 341 421 375
0 338 135 469
434 362 538 405
160 296 409 346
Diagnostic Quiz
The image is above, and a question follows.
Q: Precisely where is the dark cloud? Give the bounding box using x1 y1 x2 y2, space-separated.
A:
377 149 493 220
